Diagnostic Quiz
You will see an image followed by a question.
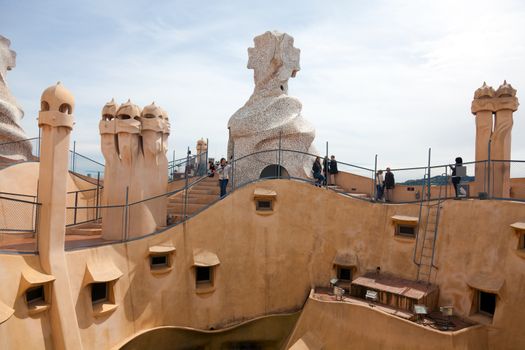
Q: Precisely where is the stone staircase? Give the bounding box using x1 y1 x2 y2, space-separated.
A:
167 176 223 222
327 185 372 200
66 221 102 236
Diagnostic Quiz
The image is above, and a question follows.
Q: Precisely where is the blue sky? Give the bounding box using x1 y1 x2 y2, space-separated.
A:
2 0 525 177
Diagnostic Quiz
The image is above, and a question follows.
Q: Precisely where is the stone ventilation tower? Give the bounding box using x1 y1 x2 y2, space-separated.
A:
471 81 519 197
37 82 83 349
196 138 208 176
99 99 169 240
227 31 317 184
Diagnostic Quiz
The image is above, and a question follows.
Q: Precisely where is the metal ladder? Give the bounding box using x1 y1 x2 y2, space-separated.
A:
414 172 447 283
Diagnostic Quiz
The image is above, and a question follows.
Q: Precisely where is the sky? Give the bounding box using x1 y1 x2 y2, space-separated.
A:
2 0 525 178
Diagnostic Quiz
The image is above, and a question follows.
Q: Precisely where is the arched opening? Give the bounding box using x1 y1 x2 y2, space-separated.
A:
259 164 290 179
40 101 50 111
59 103 72 114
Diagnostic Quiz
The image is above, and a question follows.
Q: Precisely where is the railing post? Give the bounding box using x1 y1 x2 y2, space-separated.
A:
37 129 41 158
278 131 282 178
183 147 190 219
373 154 378 200
487 139 492 198
72 140 76 172
123 186 129 241
444 165 449 199
427 148 432 200
73 191 78 225
325 141 328 188
95 171 100 221
206 138 209 170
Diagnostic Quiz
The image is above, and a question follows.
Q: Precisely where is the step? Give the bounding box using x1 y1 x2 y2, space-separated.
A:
192 188 220 195
189 188 218 195
175 193 218 201
194 181 219 188
66 227 102 236
169 196 217 205
167 203 208 215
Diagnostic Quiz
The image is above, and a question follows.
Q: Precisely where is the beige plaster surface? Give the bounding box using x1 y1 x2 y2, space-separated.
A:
1 180 525 349
0 162 99 248
37 82 83 349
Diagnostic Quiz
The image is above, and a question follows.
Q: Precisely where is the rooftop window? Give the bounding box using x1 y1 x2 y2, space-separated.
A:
478 291 496 317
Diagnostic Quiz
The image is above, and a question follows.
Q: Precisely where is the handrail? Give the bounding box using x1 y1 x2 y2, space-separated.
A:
0 195 41 205
3 144 525 254
0 137 39 146
68 150 105 167
0 191 37 199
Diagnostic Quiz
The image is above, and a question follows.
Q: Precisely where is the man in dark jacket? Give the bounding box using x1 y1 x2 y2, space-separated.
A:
384 167 395 202
328 155 338 185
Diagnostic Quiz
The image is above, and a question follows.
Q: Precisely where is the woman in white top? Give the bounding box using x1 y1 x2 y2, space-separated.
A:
217 158 231 198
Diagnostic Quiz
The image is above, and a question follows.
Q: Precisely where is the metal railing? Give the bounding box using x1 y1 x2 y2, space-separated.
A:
0 192 40 254
0 137 40 162
2 141 525 254
168 149 209 182
66 185 103 227
69 148 105 178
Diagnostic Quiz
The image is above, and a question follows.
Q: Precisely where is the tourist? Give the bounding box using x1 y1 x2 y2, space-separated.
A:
323 156 329 185
328 155 338 185
312 156 325 187
384 167 395 202
217 158 230 198
208 160 216 177
376 170 384 201
449 157 463 198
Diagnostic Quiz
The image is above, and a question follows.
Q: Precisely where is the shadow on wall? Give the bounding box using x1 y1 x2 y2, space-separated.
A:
260 165 290 179
119 311 300 350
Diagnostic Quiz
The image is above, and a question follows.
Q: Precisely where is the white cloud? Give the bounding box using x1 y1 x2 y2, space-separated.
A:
3 0 525 179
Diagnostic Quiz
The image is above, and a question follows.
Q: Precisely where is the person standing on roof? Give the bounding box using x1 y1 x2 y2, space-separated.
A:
384 167 395 202
449 157 463 198
312 156 325 187
328 155 338 186
376 170 384 201
217 158 230 198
